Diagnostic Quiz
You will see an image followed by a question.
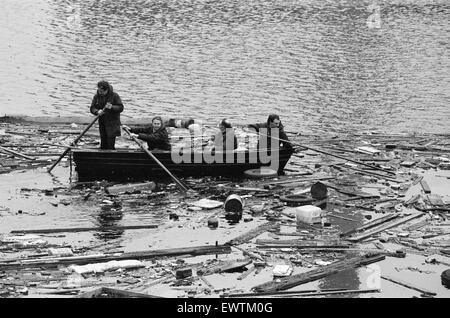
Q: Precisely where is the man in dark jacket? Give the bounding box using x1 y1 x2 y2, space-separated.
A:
123 116 171 151
212 119 238 151
90 80 124 150
248 114 293 151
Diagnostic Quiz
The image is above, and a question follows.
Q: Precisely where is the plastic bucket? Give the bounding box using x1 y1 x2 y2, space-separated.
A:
295 205 322 224
224 194 243 213
310 182 328 200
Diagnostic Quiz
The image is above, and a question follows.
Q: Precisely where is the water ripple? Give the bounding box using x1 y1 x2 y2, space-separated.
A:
0 0 449 134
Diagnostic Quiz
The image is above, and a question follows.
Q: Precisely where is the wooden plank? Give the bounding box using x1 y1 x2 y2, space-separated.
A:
226 222 279 246
198 259 252 276
252 254 385 293
222 288 358 298
0 146 35 160
346 213 425 242
427 194 444 206
106 182 156 195
262 176 335 186
256 239 350 249
331 164 399 182
77 287 161 298
0 245 232 270
237 265 256 280
326 214 359 222
271 289 381 297
223 186 269 193
340 214 400 238
10 224 159 234
420 180 431 194
404 194 421 205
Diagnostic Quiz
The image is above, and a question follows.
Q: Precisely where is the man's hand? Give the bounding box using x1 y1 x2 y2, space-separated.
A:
122 125 131 131
97 109 105 116
105 103 113 110
130 133 139 139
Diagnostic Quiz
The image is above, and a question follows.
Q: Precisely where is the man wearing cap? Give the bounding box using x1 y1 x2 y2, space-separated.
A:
90 81 124 150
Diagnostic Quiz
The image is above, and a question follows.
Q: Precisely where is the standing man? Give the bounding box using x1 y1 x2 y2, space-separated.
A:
90 80 124 150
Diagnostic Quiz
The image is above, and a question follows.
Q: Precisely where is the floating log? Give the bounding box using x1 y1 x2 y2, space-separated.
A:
340 214 400 238
294 248 406 258
381 275 436 296
346 213 425 242
10 224 159 234
252 254 385 293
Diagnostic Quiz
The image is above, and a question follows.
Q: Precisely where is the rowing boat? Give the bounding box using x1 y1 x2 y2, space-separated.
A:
72 148 294 181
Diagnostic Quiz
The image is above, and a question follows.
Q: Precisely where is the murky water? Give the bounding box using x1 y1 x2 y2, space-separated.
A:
1 0 450 297
1 0 450 134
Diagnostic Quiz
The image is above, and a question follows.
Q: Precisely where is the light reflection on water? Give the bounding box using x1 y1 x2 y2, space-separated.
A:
1 0 450 295
1 0 449 134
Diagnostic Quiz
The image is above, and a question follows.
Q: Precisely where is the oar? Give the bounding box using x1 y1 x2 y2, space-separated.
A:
245 128 396 176
47 114 101 173
122 126 189 193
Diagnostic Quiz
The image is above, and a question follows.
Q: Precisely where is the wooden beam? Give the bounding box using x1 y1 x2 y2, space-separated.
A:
10 224 159 234
420 180 431 194
222 288 364 298
0 146 35 160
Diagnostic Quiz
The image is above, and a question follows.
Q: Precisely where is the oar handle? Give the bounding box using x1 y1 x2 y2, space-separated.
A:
47 114 101 173
122 125 189 192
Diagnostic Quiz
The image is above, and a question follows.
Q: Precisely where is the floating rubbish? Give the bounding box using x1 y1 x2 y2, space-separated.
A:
273 265 293 277
191 198 223 209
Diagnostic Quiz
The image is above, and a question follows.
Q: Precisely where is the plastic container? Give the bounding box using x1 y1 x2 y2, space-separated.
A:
294 205 322 224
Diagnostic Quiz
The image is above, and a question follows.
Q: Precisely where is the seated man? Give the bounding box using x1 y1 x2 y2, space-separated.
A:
123 116 171 151
211 119 238 151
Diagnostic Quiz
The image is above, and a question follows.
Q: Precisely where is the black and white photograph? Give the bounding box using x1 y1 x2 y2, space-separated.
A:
0 0 449 304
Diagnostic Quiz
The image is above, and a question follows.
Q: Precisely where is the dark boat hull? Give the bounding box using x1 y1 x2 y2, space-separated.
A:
72 148 294 181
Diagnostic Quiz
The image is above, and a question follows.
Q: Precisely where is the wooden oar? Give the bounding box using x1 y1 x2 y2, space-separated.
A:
47 114 101 173
122 126 189 193
245 128 396 176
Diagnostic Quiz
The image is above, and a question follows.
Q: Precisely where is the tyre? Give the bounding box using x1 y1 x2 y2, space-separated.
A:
280 194 314 206
244 168 278 179
442 269 450 289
